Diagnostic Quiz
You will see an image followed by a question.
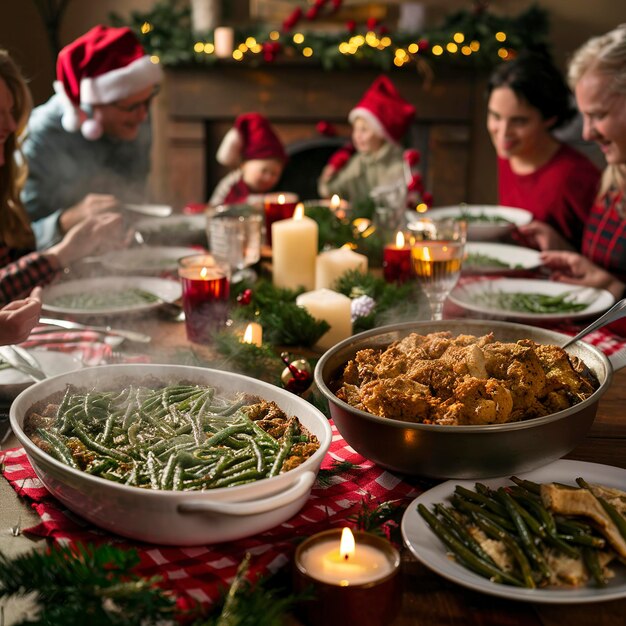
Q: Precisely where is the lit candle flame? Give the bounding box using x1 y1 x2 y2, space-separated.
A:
330 194 341 209
200 266 209 279
423 246 432 261
293 203 305 220
278 193 286 205
395 231 405 248
242 323 254 344
339 527 355 560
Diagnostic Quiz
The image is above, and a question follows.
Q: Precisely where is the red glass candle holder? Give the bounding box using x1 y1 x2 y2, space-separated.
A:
383 244 412 283
178 254 230 344
263 192 299 246
293 529 401 626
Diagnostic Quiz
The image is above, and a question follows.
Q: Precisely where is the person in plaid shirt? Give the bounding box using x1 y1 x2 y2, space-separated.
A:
538 26 626 334
0 50 123 307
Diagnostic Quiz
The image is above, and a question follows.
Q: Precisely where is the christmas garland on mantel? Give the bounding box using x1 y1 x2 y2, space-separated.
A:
110 1 550 72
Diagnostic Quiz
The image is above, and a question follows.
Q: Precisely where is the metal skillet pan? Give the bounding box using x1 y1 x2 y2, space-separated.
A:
314 319 619 480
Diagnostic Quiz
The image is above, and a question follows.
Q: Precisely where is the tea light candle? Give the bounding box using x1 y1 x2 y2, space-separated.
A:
383 230 412 283
272 203 318 291
214 26 234 58
264 192 299 246
296 288 351 351
242 322 263 347
304 195 351 219
294 528 401 626
315 246 368 290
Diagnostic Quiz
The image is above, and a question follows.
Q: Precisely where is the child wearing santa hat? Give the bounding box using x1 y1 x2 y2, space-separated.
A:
22 25 163 249
209 112 287 207
317 75 416 204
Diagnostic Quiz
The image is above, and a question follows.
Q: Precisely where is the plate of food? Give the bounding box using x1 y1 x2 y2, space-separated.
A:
0 349 82 401
408 205 533 241
41 276 182 318
449 278 615 322
463 242 541 274
134 214 207 246
96 246 199 275
401 459 626 603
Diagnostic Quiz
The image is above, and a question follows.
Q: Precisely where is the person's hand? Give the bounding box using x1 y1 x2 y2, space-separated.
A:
59 193 119 233
516 221 573 251
319 164 337 183
0 287 42 345
47 213 125 267
540 250 625 299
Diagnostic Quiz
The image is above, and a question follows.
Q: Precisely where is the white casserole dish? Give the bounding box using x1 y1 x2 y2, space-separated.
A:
10 364 332 546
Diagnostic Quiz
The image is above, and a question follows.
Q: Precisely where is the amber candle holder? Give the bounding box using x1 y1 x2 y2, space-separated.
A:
293 529 401 626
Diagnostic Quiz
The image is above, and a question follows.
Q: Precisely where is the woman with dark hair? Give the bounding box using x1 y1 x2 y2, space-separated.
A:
487 51 600 249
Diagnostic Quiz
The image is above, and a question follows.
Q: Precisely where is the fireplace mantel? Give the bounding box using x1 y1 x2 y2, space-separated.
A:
150 61 496 208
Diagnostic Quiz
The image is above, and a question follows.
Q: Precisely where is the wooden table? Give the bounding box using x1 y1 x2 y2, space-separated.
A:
2 314 626 624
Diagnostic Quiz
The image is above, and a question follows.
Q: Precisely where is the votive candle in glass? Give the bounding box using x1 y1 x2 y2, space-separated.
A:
178 254 230 344
383 230 412 283
263 192 299 246
293 528 401 626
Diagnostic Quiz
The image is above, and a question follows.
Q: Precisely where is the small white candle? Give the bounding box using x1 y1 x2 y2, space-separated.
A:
272 203 318 291
315 247 368 290
214 26 235 58
298 527 394 586
242 322 262 347
296 288 352 351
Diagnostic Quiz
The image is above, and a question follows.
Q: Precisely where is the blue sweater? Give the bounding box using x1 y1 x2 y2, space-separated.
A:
21 94 152 249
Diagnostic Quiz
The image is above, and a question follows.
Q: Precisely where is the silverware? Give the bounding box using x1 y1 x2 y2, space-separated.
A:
561 298 626 349
122 203 173 218
37 317 152 344
0 346 46 381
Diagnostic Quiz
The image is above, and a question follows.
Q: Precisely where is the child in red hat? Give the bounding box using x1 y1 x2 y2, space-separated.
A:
209 112 287 207
318 75 416 204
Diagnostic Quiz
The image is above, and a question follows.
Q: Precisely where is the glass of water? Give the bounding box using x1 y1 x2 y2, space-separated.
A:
208 205 262 282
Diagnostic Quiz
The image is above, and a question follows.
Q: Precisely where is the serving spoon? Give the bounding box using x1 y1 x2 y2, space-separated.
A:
561 298 626 349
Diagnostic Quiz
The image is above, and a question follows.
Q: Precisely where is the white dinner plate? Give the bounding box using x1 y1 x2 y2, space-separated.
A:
401 459 626 604
134 214 207 246
41 277 182 318
122 203 173 218
463 242 541 274
408 205 533 241
96 246 199 274
0 349 82 401
449 278 615 322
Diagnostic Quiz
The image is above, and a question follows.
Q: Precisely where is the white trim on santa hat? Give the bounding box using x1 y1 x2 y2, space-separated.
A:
80 55 163 105
349 106 395 144
216 126 243 167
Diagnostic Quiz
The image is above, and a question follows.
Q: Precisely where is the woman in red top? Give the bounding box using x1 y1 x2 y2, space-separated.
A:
0 50 123 307
540 26 626 331
487 51 601 249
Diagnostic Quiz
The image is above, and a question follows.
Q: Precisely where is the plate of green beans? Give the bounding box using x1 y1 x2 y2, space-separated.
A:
41 277 182 318
401 459 626 603
463 243 541 274
449 278 615 322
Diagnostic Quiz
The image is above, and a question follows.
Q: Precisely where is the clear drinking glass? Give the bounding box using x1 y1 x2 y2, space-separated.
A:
208 205 262 282
409 217 467 320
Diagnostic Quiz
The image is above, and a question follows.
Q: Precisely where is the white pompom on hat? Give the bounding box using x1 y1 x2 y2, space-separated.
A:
54 24 163 140
348 75 416 144
216 112 287 167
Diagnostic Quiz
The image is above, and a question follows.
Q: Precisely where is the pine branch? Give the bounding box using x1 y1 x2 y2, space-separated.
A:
316 460 359 487
348 497 407 544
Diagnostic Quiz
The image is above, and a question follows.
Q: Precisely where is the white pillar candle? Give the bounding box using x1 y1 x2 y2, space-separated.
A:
214 26 235 58
190 0 221 33
296 288 352 351
315 247 368 290
272 204 318 291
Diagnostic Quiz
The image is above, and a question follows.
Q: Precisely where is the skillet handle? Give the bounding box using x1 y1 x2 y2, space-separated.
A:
177 471 316 517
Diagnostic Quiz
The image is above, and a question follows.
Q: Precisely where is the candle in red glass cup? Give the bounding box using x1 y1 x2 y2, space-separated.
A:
383 230 412 283
178 254 230 344
263 192 299 245
293 527 401 626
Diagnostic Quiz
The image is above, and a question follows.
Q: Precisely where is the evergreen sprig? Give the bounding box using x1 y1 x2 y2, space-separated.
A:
348 497 407 545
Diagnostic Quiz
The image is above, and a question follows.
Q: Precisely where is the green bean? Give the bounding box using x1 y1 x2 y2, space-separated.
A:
577 477 626 543
269 419 296 477
36 429 78 468
451 495 517 532
582 547 608 587
73 423 132 463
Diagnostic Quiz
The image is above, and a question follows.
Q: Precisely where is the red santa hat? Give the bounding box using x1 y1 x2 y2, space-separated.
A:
348 75 416 144
54 25 163 140
216 112 287 167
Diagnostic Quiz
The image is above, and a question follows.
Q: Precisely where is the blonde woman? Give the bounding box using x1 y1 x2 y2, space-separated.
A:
0 50 123 306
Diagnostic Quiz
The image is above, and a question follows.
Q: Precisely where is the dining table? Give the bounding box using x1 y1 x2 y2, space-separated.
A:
1 276 626 626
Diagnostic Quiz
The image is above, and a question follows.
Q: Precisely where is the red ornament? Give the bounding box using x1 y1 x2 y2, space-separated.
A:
403 149 421 166
237 288 253 306
379 25 389 35
316 120 337 136
346 19 357 34
422 191 434 207
282 7 302 31
408 173 424 194
314 0 327 8
366 17 378 31
418 39 430 51
331 0 343 12
306 6 320 20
